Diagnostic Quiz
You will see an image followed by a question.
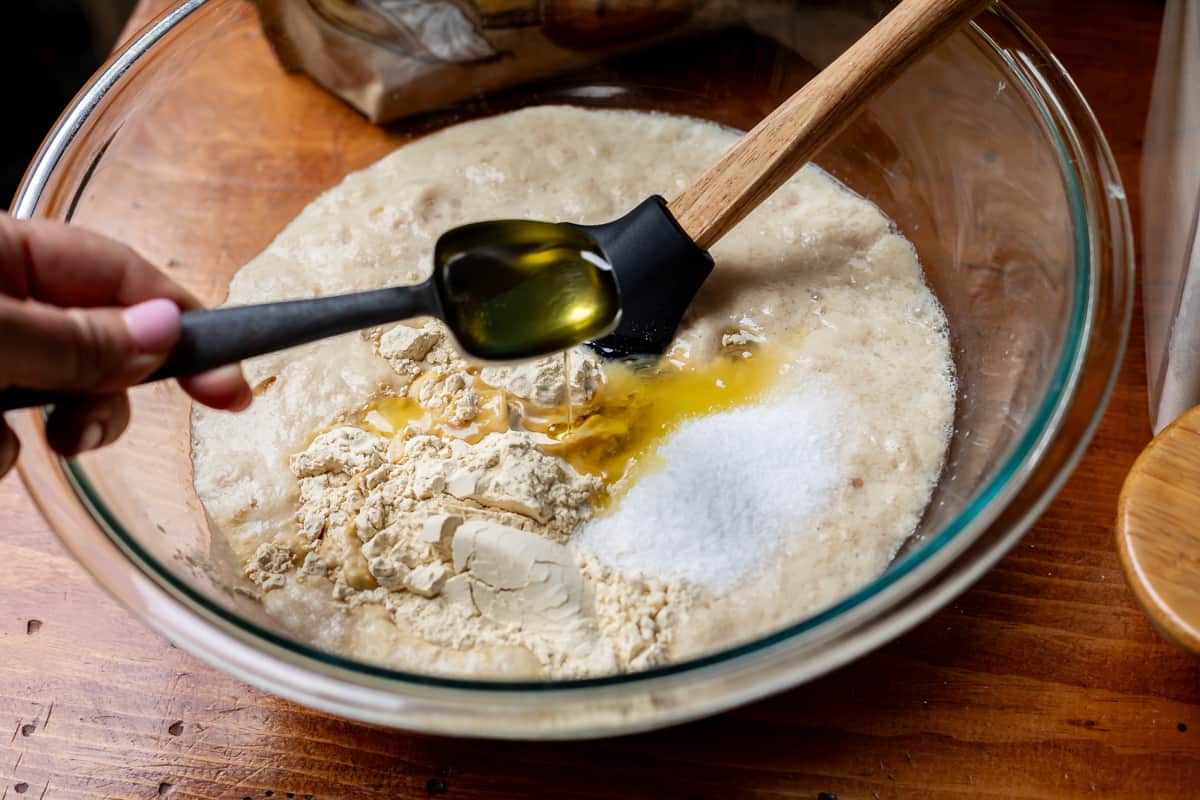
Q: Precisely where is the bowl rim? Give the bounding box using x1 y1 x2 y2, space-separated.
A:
12 0 1133 735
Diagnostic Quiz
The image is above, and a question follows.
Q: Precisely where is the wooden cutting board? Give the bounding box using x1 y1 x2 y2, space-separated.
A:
0 1 1194 798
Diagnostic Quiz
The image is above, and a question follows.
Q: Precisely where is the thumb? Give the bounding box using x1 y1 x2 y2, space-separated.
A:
0 297 180 393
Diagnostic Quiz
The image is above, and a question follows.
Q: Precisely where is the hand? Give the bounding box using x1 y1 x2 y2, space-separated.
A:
0 214 252 478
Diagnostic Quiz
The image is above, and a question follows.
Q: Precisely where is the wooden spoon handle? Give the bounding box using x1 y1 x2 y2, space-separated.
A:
668 0 991 250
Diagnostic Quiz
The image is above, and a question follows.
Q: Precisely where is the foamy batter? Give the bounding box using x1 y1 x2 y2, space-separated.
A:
192 106 955 679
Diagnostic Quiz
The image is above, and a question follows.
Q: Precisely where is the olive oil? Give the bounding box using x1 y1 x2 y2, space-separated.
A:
357 345 781 497
362 212 778 495
536 351 780 493
360 375 509 443
434 220 620 360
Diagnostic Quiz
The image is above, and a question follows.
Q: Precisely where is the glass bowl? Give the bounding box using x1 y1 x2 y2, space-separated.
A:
11 0 1132 738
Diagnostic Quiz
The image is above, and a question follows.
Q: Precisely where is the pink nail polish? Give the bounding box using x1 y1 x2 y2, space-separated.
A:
78 421 104 453
122 298 181 353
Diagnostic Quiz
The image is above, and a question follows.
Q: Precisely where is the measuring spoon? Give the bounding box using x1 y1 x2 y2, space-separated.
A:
0 221 619 410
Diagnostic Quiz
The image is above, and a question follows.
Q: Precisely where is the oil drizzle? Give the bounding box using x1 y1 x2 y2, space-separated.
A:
536 349 781 494
562 350 574 434
357 346 783 498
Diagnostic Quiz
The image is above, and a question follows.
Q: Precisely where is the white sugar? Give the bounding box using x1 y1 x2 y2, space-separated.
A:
573 384 847 594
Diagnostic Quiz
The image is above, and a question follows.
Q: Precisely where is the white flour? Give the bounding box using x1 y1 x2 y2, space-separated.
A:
573 385 846 594
191 106 956 679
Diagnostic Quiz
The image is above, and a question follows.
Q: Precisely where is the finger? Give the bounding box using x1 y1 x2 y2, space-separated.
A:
44 393 131 457
0 419 18 478
0 214 202 310
0 296 181 393
178 365 253 412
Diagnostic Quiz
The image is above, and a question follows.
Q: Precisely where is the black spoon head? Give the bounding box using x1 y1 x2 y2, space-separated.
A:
570 196 714 359
433 220 621 361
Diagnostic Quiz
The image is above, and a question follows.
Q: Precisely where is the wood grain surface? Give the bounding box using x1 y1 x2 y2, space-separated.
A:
670 0 990 248
1119 406 1200 654
0 1 1191 798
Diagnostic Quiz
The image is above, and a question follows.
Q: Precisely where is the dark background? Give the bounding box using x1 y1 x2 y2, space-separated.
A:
2 0 137 206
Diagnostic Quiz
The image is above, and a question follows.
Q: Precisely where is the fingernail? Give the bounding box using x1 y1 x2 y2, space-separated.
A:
122 298 181 353
231 386 253 412
79 421 104 453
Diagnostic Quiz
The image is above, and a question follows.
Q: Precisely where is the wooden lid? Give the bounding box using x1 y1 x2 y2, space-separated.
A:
1117 406 1200 652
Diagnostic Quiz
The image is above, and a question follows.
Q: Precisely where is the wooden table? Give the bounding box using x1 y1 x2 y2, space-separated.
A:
0 1 1187 797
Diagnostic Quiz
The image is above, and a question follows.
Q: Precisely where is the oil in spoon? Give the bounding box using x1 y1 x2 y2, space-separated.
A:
434 220 621 361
